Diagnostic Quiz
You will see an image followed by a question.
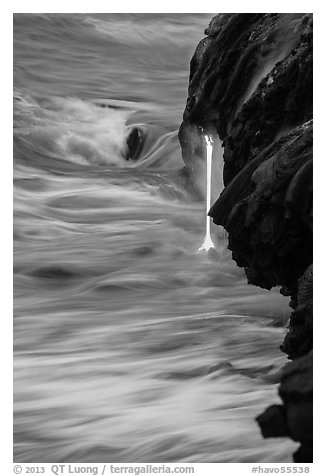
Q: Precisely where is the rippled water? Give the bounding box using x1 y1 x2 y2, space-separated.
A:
13 13 297 462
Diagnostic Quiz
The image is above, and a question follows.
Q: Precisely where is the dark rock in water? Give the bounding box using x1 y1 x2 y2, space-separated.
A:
257 352 313 462
133 245 155 256
256 405 289 438
179 13 313 461
30 266 76 279
126 127 144 161
281 264 313 359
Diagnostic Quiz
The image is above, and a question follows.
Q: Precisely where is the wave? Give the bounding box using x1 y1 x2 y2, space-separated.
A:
14 13 213 57
83 14 213 47
14 92 131 166
14 91 185 173
13 13 296 463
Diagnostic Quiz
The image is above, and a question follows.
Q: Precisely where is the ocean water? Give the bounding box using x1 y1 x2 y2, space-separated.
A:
13 13 297 463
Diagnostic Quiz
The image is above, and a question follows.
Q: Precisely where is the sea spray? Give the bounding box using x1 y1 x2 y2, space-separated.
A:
14 94 129 166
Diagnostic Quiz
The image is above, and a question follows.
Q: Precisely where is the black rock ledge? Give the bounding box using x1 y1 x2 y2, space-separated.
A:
179 13 313 462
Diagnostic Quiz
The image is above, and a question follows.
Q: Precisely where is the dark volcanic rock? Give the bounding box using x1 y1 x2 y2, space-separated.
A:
210 120 312 292
181 13 312 183
257 351 313 462
179 13 313 461
126 127 144 161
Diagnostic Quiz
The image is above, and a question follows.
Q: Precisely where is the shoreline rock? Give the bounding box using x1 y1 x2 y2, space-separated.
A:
179 13 313 462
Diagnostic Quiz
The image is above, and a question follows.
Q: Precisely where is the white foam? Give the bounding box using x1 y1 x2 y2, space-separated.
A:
14 94 130 166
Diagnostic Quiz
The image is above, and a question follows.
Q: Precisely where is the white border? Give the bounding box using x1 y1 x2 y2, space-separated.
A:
3 2 323 472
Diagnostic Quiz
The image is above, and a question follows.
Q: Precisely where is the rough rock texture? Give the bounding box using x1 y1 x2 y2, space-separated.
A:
179 13 313 461
257 351 313 462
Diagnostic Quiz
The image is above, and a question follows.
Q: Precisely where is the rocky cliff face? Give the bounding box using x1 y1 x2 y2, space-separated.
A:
179 13 313 462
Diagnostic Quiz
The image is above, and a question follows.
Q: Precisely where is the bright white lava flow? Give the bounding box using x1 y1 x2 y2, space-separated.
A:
198 135 215 252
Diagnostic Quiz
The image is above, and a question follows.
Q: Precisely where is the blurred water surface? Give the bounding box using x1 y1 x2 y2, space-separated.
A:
14 13 296 462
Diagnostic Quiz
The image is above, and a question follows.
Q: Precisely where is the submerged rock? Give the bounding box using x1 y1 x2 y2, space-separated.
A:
126 126 144 160
30 265 76 279
257 351 313 462
179 13 313 461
